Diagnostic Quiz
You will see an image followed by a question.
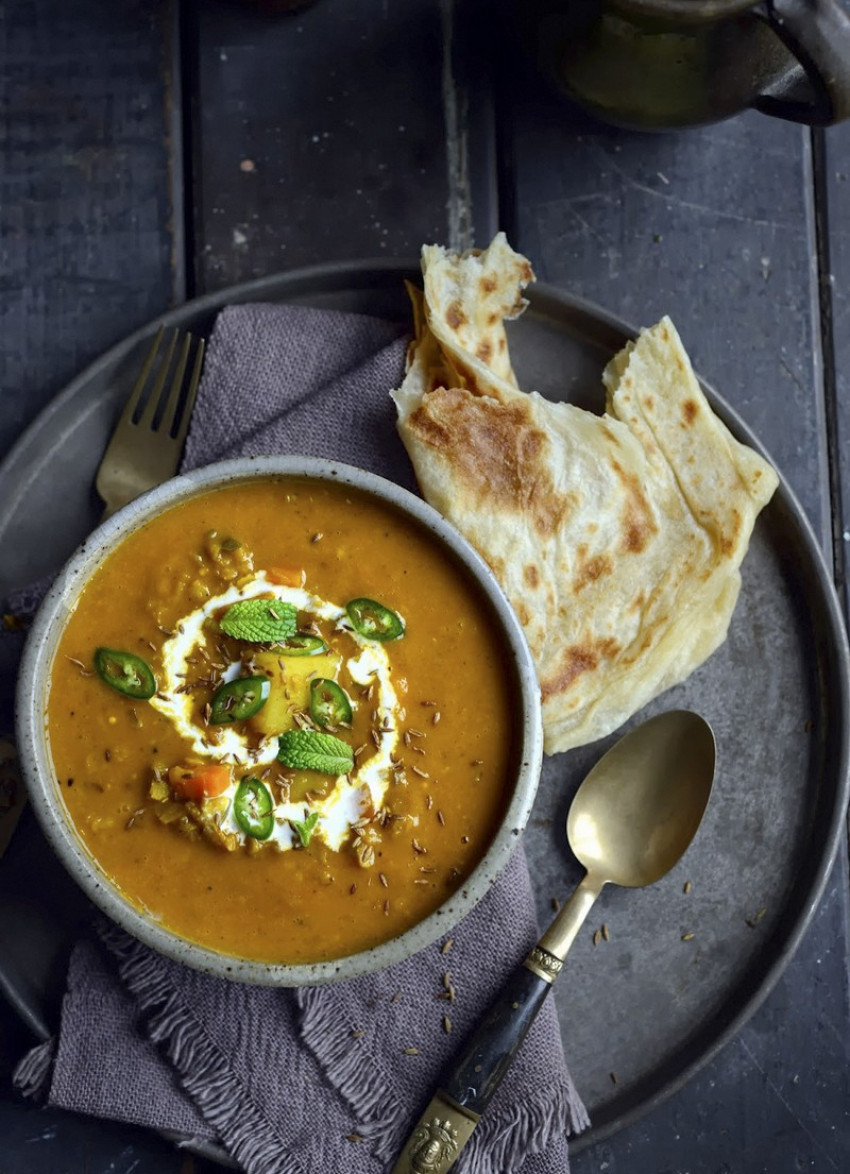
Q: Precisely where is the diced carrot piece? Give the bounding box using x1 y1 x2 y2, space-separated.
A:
169 763 232 802
266 565 306 587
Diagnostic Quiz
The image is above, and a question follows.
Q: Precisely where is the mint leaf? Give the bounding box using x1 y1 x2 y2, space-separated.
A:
291 811 320 847
220 599 297 643
277 730 354 775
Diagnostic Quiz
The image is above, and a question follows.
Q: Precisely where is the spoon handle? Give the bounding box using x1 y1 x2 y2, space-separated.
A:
390 875 603 1173
441 962 552 1114
389 965 552 1174
439 872 602 1114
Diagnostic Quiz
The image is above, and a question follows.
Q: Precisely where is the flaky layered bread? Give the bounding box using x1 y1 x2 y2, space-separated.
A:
392 234 778 755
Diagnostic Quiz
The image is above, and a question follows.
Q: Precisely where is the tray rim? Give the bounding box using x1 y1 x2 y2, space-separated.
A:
1 259 848 1160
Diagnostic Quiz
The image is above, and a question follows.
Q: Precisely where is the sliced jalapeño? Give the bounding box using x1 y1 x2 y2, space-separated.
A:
278 633 327 656
94 648 157 700
309 678 352 728
209 676 270 724
346 597 404 642
233 776 274 840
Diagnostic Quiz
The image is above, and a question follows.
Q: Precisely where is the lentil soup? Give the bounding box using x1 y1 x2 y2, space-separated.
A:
45 475 521 966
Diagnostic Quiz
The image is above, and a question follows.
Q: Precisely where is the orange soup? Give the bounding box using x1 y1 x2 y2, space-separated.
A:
46 477 519 964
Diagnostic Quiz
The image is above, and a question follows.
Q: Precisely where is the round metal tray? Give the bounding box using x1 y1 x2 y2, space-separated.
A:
0 262 847 1159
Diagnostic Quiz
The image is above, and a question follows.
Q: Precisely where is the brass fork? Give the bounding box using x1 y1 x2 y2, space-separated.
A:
95 327 205 518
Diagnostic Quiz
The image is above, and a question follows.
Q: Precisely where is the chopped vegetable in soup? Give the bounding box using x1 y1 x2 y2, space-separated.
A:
47 477 519 965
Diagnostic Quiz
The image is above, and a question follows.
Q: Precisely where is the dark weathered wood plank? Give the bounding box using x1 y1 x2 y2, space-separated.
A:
0 0 182 465
0 2 192 1169
824 122 850 624
189 0 466 290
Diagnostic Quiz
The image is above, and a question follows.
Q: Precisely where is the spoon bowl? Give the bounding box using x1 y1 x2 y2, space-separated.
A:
567 709 716 888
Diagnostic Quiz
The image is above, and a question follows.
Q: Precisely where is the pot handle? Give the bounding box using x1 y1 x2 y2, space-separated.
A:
754 0 850 125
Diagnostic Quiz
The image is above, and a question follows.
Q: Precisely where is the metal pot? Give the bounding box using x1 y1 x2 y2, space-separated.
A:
517 0 850 129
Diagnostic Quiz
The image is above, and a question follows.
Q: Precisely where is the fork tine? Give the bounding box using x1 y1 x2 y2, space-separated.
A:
174 336 205 446
159 332 192 437
115 326 166 428
136 328 178 430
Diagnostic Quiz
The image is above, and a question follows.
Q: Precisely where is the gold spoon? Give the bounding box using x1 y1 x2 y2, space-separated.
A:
392 709 716 1174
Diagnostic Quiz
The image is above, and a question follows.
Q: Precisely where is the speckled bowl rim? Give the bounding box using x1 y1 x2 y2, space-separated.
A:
15 455 543 986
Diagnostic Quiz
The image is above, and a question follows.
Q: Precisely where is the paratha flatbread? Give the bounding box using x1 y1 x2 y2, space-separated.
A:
392 234 778 754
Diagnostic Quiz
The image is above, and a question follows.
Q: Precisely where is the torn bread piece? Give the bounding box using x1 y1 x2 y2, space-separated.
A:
392 234 778 754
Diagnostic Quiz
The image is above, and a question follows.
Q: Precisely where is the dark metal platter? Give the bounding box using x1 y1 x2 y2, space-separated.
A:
0 263 847 1159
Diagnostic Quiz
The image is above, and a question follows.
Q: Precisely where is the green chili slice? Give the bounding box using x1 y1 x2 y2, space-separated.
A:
94 647 157 699
233 776 274 840
309 678 352 728
346 598 404 642
209 676 270 724
278 633 328 656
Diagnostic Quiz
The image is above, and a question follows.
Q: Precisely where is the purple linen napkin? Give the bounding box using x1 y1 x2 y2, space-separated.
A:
14 303 589 1172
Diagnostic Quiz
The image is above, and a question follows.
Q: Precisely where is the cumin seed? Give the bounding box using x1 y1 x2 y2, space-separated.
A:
383 899 390 916
593 929 602 947
412 839 426 854
403 1046 419 1055
681 932 695 942
350 1029 365 1039
551 896 561 912
443 1015 452 1034
421 700 437 707
602 923 610 941
411 765 429 779
311 532 323 543
441 938 453 954
432 711 441 725
684 880 692 894
437 810 445 826
379 872 388 888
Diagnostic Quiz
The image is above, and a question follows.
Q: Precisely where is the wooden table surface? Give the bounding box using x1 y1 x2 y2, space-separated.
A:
2 1 850 1171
